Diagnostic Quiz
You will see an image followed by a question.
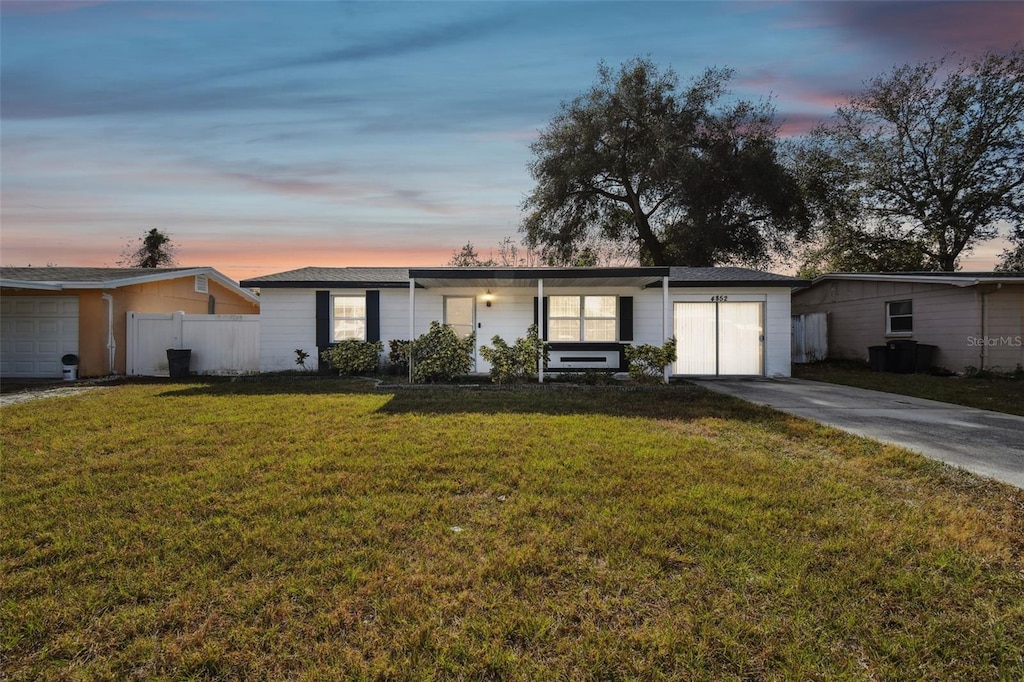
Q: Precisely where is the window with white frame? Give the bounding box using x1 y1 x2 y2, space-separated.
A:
332 295 366 341
886 300 913 334
548 295 617 342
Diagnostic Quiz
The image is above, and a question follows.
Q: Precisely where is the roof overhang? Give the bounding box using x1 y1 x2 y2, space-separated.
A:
408 267 670 288
809 273 1023 288
247 280 418 289
1 267 261 305
0 280 63 291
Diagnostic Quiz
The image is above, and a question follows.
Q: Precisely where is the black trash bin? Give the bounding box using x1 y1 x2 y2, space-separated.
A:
166 348 192 378
886 340 917 373
915 344 938 373
868 346 888 372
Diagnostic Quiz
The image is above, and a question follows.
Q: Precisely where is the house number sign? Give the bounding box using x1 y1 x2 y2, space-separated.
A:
710 295 728 302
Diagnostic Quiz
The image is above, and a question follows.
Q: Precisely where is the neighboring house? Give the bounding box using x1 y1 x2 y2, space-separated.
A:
792 272 1024 373
1 267 260 379
240 266 808 378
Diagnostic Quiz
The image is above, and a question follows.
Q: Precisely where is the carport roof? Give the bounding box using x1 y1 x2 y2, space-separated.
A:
240 266 807 289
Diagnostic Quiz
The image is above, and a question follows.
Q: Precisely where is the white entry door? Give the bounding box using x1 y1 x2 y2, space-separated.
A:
444 296 476 368
674 301 763 376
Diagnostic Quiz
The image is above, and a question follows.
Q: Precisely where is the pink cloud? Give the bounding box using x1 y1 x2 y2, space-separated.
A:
819 2 1023 58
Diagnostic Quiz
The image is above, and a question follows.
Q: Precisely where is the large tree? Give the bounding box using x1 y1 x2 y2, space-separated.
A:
802 50 1023 273
521 58 809 267
119 228 177 268
996 226 1024 272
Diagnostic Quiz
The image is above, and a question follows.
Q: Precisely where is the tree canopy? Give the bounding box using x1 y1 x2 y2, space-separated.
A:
447 242 496 267
119 228 177 268
521 58 809 267
800 50 1024 273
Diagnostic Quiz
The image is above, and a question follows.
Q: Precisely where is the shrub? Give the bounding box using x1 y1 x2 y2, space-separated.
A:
479 324 550 384
320 339 383 376
624 337 677 383
410 321 475 383
575 368 617 385
387 339 411 375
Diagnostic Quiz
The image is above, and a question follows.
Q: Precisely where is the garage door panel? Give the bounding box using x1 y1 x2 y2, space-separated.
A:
673 301 763 376
0 296 79 377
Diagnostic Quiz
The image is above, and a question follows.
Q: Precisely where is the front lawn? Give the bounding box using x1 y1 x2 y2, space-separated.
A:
794 360 1024 416
2 380 1022 679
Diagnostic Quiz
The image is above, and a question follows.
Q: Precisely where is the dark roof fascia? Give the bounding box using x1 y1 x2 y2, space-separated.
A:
807 272 1024 287
408 267 670 280
241 280 423 289
648 279 810 289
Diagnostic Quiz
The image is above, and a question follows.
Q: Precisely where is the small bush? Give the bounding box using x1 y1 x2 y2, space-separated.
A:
387 339 411 375
479 324 549 384
320 339 383 376
410 321 475 383
624 338 677 383
574 368 617 385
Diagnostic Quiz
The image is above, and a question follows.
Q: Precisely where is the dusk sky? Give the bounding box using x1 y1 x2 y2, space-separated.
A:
2 1 1021 282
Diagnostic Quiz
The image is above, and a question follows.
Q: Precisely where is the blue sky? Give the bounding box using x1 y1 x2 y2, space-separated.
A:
2 0 1021 281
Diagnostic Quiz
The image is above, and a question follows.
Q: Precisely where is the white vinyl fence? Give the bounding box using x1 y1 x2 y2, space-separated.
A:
792 312 828 364
127 311 260 376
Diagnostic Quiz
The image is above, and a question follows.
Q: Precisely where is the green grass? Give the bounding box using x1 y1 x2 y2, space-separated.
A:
794 360 1024 416
2 380 1022 680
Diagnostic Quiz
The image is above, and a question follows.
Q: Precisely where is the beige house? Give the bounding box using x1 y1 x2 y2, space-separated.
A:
1 267 260 378
792 272 1024 373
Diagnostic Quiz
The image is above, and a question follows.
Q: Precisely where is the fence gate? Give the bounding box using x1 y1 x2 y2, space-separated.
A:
792 312 828 364
127 311 260 376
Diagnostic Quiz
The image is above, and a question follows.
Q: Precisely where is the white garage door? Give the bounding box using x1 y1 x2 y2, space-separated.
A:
674 301 764 376
0 296 79 378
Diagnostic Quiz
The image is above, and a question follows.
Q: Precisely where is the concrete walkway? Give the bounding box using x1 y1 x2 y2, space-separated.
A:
691 378 1024 489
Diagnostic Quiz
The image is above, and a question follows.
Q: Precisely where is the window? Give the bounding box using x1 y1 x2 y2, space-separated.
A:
332 295 366 341
886 300 913 334
549 295 617 342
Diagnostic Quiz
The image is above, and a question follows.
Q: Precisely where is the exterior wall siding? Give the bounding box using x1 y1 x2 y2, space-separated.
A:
258 290 318 372
259 284 794 377
792 280 1024 372
982 284 1024 372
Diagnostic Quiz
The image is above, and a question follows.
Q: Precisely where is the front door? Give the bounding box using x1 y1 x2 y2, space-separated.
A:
444 296 476 368
673 301 763 375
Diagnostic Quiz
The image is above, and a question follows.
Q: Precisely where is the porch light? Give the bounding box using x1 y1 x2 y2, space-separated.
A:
483 290 494 307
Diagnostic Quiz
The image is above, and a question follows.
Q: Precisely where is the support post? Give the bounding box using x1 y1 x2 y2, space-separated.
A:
537 278 544 383
663 276 670 384
409 278 415 383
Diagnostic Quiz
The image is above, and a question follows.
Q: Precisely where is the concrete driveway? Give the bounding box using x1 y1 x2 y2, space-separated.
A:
691 378 1024 489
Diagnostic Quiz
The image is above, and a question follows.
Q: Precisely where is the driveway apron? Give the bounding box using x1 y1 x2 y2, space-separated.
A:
691 378 1024 489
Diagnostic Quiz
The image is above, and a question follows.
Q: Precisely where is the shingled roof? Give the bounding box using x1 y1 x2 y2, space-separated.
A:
1 266 260 303
240 265 807 289
1 267 198 283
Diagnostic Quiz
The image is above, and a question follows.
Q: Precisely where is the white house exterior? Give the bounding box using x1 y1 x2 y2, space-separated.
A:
241 266 807 379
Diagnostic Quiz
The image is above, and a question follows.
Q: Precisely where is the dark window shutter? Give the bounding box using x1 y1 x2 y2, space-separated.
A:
534 297 549 341
619 296 633 341
316 291 331 348
366 290 380 342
